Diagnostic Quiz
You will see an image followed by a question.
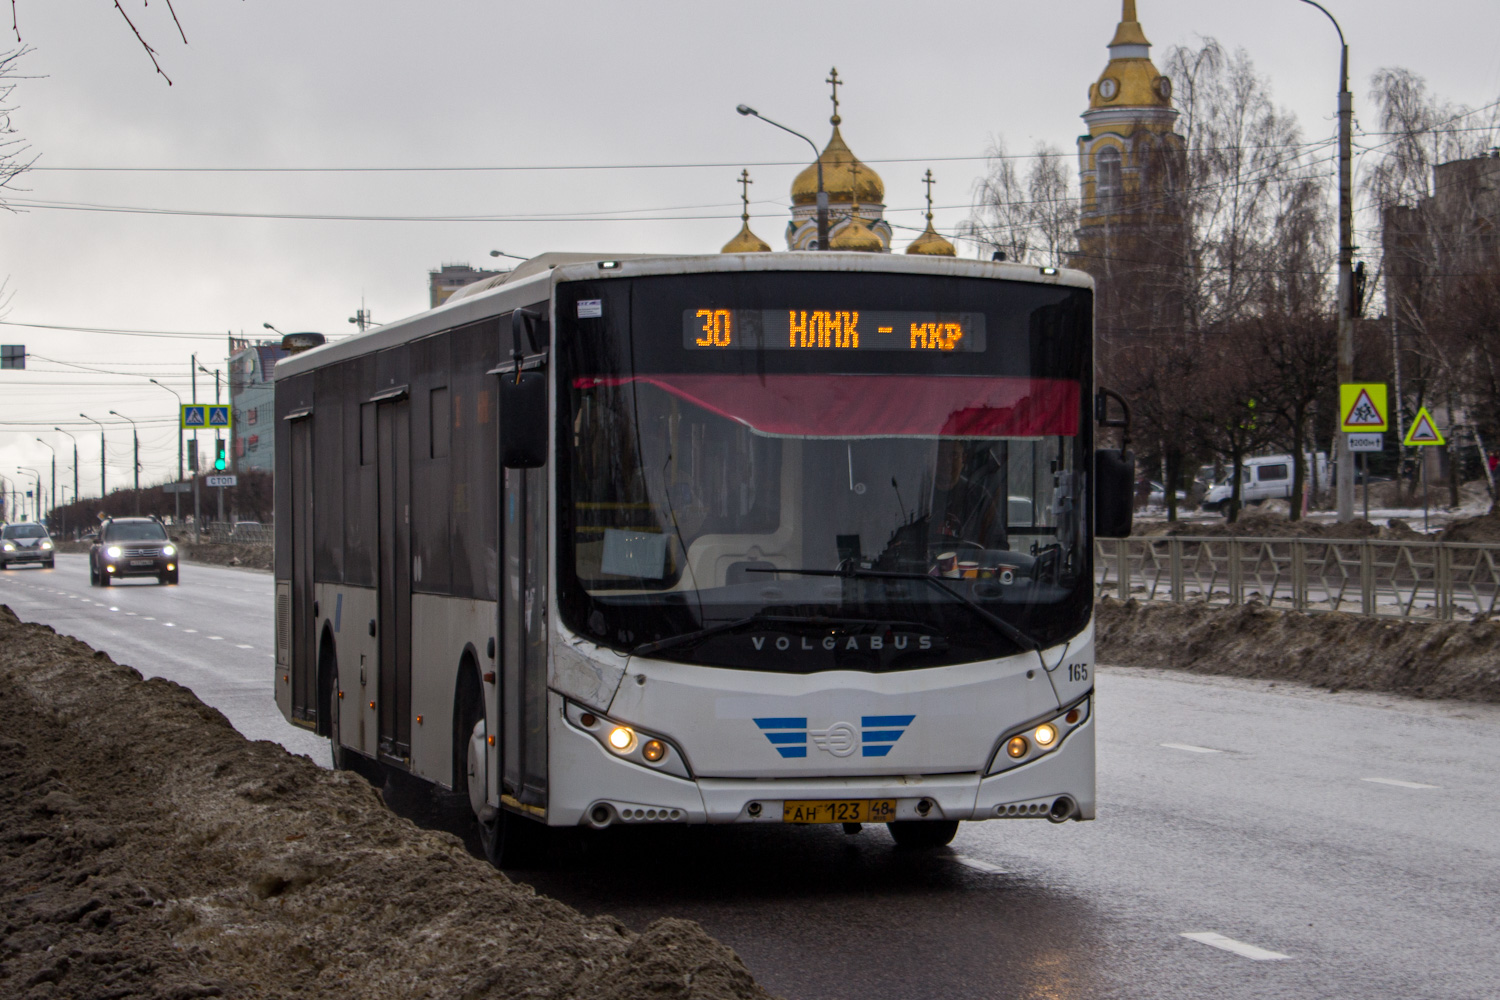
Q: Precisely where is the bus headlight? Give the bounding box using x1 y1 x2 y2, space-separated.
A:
106 545 122 558
987 696 1090 776
565 701 691 779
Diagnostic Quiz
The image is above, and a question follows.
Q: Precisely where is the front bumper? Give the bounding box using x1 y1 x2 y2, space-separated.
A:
0 547 52 565
102 556 175 578
546 691 1095 827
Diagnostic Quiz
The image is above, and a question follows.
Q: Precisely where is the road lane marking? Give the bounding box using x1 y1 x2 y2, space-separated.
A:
109 607 119 612
183 629 198 633
164 622 175 627
236 644 253 649
142 617 155 620
1362 777 1439 789
1160 742 1222 754
1180 932 1290 961
208 636 223 641
953 856 1006 874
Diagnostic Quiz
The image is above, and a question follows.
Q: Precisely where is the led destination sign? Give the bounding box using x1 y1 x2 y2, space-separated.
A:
683 309 986 353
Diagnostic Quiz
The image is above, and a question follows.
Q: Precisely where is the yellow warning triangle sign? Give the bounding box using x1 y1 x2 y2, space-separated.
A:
1341 387 1385 429
1403 406 1446 446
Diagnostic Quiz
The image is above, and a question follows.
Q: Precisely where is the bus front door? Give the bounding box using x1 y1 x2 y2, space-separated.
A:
289 415 316 725
377 399 412 763
501 463 548 808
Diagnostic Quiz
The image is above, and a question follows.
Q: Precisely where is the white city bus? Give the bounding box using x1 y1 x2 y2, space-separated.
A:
274 252 1133 864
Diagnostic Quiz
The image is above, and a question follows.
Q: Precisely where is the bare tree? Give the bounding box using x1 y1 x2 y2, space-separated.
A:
0 45 32 211
10 1 187 85
963 141 1078 268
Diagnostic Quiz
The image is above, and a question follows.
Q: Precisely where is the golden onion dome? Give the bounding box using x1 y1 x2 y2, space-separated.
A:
905 220 955 256
1089 0 1173 111
721 220 771 254
829 212 884 252
791 127 885 207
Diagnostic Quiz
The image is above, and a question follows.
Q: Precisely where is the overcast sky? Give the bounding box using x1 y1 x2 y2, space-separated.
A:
1 0 1497 499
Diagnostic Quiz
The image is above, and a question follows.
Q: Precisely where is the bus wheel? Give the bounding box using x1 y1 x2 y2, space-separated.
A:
322 641 347 770
887 820 959 849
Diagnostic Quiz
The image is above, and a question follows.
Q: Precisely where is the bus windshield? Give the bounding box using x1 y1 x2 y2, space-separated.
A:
556 270 1092 672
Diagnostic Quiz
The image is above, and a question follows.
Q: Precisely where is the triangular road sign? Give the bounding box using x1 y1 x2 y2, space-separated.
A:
1342 387 1385 429
1404 406 1446 446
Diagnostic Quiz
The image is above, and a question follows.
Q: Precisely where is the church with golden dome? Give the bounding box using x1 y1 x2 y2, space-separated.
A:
1073 0 1187 341
723 68 953 257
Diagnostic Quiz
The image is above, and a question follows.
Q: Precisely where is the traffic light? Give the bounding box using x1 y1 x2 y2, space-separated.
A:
214 438 226 471
187 438 198 471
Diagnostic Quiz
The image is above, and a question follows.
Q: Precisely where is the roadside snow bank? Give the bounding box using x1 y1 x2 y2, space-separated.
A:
1096 596 1500 702
0 604 772 1000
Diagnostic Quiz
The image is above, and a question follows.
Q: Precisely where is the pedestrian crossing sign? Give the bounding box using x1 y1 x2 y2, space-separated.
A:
1403 406 1445 447
1339 383 1388 432
180 404 232 429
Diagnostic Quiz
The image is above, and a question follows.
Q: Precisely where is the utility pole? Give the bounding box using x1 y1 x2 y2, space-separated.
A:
80 413 106 501
149 380 183 525
200 364 225 527
191 354 201 543
109 411 140 515
1302 0 1356 522
55 427 79 505
34 439 55 528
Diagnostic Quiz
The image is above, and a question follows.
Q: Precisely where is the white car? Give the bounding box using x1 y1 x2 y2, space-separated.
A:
0 522 55 569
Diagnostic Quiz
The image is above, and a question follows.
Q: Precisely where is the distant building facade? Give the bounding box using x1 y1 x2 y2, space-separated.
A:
1384 152 1500 324
229 339 289 473
429 263 505 309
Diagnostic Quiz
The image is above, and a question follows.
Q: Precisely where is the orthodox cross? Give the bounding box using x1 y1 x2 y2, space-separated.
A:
923 169 936 220
826 66 842 125
738 169 753 222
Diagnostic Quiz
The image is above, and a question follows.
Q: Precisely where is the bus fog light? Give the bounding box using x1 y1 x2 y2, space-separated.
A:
608 727 635 752
1006 736 1029 758
642 739 666 762
1065 709 1080 724
579 712 597 728
1034 724 1057 747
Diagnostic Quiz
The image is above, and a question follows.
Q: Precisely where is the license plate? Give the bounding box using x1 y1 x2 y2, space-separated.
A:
783 799 896 824
130 559 154 566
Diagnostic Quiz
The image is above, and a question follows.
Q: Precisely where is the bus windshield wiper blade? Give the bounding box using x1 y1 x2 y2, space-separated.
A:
630 614 802 659
746 566 1041 652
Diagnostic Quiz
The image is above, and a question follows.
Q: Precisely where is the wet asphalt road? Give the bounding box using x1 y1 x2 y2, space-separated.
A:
3 555 1498 999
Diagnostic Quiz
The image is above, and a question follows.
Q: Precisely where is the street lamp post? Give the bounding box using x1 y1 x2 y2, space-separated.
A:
737 104 829 250
108 411 141 515
80 413 106 501
34 438 55 527
17 467 41 522
149 379 185 525
1300 0 1356 523
54 427 79 504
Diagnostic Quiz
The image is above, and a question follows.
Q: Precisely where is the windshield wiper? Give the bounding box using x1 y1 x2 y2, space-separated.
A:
630 614 810 659
746 567 1041 652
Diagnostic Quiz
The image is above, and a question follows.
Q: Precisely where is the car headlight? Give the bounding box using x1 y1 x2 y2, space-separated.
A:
162 544 176 556
41 540 52 550
1 542 13 551
106 545 122 558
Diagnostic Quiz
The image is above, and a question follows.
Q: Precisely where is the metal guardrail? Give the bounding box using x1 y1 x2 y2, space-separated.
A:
202 522 274 546
1095 536 1500 620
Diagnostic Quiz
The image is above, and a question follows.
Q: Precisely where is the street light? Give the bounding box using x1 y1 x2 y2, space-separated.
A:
54 427 79 503
33 438 55 526
489 250 528 262
1300 0 1356 523
737 103 829 250
17 466 41 522
263 322 285 337
149 378 185 525
108 410 141 514
80 413 106 499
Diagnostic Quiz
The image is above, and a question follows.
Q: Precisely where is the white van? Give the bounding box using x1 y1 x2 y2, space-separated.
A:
1202 454 1327 510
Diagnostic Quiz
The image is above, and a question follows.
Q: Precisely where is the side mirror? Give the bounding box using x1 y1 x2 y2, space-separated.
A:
1094 449 1135 538
500 371 548 468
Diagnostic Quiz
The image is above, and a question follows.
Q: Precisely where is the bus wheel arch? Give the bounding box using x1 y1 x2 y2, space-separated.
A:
318 625 348 769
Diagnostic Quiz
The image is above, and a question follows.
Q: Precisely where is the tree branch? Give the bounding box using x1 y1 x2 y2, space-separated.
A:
113 0 172 86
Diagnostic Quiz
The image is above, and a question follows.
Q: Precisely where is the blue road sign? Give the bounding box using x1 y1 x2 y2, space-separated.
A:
208 406 231 428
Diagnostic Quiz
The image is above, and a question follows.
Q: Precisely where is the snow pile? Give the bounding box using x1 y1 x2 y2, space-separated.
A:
0 604 773 1000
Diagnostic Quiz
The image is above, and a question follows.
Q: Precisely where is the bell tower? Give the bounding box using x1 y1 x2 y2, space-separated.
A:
1074 1 1186 342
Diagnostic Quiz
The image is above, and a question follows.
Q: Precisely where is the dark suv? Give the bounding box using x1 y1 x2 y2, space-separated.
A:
89 517 179 586
0 523 55 569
